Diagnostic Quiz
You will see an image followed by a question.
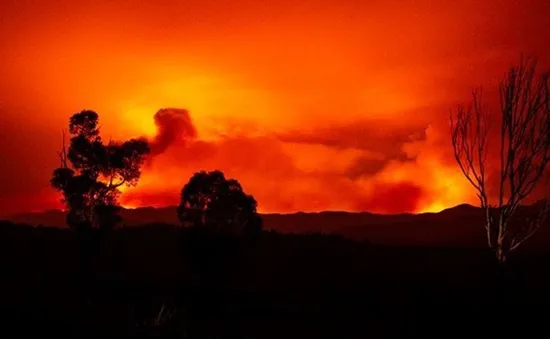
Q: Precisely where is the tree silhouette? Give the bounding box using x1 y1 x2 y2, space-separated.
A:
450 57 550 263
177 170 262 235
51 110 150 230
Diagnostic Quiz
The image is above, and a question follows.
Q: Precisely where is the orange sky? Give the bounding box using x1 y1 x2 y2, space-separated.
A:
1 0 550 217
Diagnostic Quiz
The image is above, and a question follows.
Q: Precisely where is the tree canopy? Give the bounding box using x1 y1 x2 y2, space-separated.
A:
177 170 262 235
51 110 150 230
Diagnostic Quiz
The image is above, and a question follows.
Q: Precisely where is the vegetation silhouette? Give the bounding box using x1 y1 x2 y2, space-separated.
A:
177 170 262 235
450 57 550 263
177 170 262 293
3 60 550 337
51 110 150 231
50 110 150 288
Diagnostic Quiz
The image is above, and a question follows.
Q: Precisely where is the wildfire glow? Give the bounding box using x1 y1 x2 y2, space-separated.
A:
1 0 549 216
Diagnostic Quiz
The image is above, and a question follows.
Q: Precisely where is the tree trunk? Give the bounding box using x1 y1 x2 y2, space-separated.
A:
496 247 507 264
495 235 507 264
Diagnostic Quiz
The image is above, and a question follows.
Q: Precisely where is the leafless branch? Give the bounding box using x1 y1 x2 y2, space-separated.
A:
450 56 550 263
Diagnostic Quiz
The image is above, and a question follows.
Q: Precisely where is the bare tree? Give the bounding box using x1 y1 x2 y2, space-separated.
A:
450 57 550 263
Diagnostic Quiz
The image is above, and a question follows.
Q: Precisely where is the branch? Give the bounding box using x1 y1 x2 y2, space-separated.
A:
450 93 493 242
510 199 550 252
57 129 69 168
110 177 126 188
502 60 550 219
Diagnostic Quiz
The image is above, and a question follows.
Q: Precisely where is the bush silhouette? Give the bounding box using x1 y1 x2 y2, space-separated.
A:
177 170 262 235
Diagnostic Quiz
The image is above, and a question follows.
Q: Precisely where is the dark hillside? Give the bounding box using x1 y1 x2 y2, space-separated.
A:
8 203 550 249
1 220 550 338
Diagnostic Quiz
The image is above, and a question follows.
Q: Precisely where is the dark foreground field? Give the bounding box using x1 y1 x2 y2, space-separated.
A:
1 220 550 338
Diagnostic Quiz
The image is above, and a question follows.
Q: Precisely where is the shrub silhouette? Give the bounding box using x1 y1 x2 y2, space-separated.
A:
177 170 262 235
51 110 150 231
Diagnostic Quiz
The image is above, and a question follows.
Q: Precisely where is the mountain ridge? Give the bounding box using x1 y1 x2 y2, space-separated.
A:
5 203 549 249
7 203 480 223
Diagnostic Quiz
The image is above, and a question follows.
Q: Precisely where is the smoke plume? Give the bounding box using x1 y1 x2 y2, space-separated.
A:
149 108 197 156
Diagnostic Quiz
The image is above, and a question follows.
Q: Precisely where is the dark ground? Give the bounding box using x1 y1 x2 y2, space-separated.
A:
1 220 550 338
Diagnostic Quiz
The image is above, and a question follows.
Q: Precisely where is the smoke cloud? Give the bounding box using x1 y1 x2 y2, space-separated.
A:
2 0 549 216
119 108 464 214
149 108 197 156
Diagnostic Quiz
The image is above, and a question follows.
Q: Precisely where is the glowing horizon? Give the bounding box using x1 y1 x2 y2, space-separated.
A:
1 0 549 217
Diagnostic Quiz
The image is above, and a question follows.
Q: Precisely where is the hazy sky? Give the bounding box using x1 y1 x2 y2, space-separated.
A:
1 0 550 216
